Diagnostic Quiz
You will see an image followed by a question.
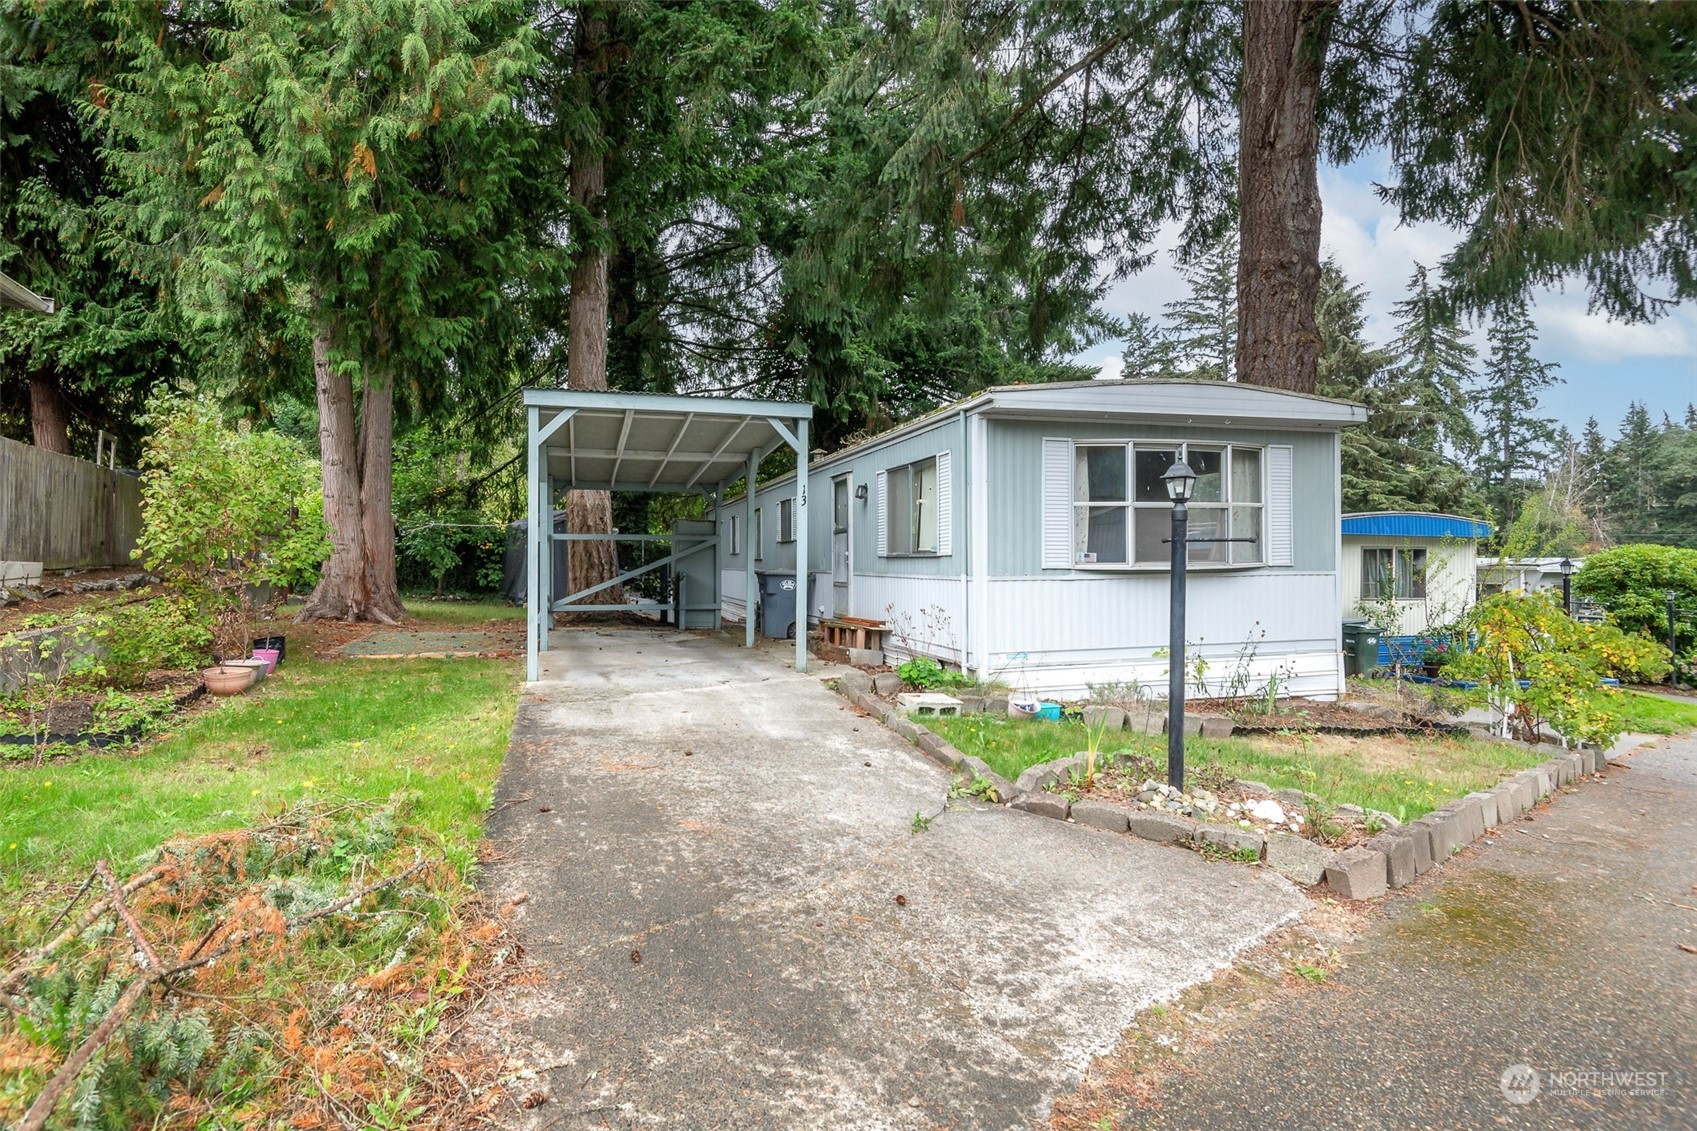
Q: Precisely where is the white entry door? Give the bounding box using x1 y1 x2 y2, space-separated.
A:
832 475 851 614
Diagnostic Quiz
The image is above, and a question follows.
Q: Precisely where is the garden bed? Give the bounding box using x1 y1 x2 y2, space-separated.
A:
0 677 205 754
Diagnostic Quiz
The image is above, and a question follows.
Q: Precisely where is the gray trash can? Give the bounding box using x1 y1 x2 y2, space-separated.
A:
756 571 818 639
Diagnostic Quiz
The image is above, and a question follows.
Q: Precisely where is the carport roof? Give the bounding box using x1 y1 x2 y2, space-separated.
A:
0 270 54 314
521 388 812 494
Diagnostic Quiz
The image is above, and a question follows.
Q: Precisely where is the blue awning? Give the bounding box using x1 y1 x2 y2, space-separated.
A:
1341 512 1492 540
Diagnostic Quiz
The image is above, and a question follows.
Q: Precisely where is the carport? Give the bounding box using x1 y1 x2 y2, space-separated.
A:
523 388 815 681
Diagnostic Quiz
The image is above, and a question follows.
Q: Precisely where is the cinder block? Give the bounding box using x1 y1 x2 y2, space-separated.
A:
1264 832 1333 885
838 670 873 699
1125 811 1195 843
1396 824 1435 874
1325 846 1389 899
897 691 962 717
1195 824 1265 855
1195 713 1236 739
1011 792 1070 820
1415 809 1463 862
1082 705 1127 731
1367 831 1417 888
1070 799 1130 833
1466 791 1500 829
1446 797 1486 843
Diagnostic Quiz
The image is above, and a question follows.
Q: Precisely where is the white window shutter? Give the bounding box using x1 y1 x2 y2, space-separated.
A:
1266 444 1294 567
1041 438 1072 569
876 470 889 557
934 450 953 557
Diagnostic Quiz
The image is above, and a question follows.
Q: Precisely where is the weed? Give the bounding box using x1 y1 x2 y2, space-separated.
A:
910 811 932 833
1290 962 1329 983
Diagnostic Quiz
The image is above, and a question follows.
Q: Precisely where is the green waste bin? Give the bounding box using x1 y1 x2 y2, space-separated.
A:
1342 620 1381 677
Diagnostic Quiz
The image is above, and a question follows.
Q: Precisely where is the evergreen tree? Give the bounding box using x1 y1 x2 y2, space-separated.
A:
1161 233 1238 380
1385 263 1477 453
0 2 184 457
1312 259 1481 515
1605 402 1664 543
1469 299 1562 532
1118 312 1176 379
101 0 543 622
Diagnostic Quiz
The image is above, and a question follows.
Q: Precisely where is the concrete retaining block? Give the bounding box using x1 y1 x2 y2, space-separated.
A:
1070 799 1130 833
1542 758 1568 787
846 647 884 668
1011 792 1070 820
1013 761 1062 796
1125 811 1195 843
1162 715 1203 736
1195 825 1265 856
984 695 1009 715
1394 824 1435 875
1367 831 1417 889
954 694 985 715
872 672 904 697
1519 768 1552 799
1081 705 1127 731
838 671 873 699
1195 713 1235 739
1444 797 1485 843
1415 809 1463 862
1264 832 1333 885
1325 847 1389 900
917 732 964 770
1466 791 1500 829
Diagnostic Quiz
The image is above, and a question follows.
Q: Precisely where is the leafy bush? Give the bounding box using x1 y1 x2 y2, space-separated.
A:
134 395 331 601
1572 544 1697 639
1445 590 1650 748
397 521 506 595
99 597 215 682
897 655 972 690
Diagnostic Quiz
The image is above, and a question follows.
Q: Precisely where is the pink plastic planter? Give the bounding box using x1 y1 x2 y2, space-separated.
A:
252 648 280 674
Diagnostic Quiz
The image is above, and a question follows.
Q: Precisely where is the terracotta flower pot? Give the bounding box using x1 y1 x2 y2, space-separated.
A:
204 665 255 696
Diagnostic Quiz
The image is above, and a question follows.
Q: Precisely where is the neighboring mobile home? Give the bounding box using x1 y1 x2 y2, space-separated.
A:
712 379 1366 699
1339 512 1491 636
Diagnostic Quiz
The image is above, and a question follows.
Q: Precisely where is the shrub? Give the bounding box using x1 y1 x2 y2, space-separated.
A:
134 396 331 655
1446 590 1646 748
100 597 215 682
1572 544 1697 639
897 655 971 690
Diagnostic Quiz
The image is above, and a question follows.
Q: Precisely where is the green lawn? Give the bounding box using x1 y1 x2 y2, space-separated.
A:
0 643 518 889
401 596 525 623
1616 689 1697 735
925 715 1551 823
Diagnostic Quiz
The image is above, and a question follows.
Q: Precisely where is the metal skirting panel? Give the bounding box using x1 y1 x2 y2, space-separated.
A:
995 649 1343 701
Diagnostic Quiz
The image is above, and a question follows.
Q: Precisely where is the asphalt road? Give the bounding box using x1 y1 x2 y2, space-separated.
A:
1126 731 1697 1131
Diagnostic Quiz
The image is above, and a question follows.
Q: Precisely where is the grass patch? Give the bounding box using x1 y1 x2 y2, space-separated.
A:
0 618 522 1129
923 715 1550 822
0 650 517 890
1614 690 1697 735
401 597 524 624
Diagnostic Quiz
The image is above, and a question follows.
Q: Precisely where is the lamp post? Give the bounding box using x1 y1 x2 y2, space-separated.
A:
1162 460 1197 791
1559 557 1573 616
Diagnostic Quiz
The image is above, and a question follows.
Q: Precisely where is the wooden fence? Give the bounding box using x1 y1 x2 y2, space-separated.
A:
0 437 143 570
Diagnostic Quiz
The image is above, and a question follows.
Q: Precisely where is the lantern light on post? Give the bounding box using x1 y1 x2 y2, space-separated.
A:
1162 460 1197 791
1559 556 1573 617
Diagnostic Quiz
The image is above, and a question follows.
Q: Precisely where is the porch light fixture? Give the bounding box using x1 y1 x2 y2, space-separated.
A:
1559 556 1573 617
855 483 869 501
1163 460 1196 792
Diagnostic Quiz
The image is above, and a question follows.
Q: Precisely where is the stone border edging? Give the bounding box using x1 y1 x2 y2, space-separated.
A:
829 671 1614 900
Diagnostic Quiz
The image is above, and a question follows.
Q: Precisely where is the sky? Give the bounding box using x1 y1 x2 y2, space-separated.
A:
1075 153 1697 437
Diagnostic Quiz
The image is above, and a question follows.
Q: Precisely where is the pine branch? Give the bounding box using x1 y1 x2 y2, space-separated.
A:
0 865 171 1005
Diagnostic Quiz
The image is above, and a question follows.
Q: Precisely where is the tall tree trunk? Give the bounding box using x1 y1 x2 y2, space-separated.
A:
28 370 71 454
1236 0 1338 392
564 5 620 607
300 329 406 623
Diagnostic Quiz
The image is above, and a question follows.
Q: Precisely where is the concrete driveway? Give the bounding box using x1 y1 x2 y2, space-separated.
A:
479 628 1306 1130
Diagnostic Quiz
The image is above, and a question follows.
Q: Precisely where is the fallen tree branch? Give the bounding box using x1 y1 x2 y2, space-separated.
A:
97 860 162 972
15 853 430 1131
0 864 171 1002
